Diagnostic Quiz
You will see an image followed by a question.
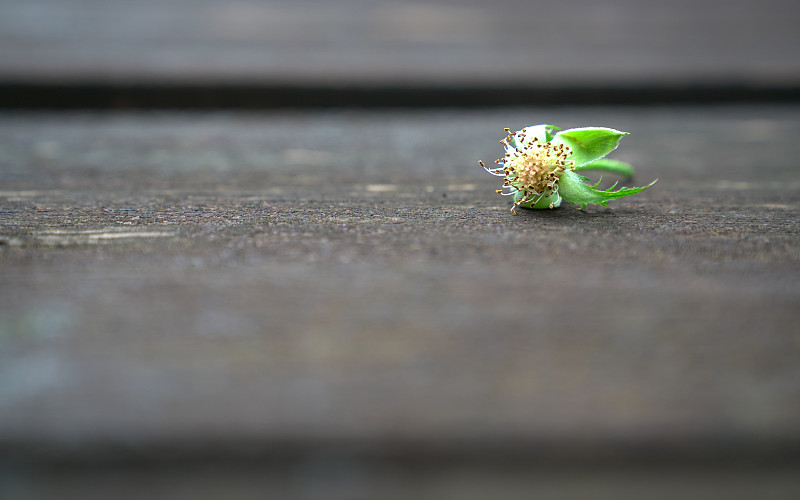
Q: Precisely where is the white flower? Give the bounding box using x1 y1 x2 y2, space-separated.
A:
481 125 656 213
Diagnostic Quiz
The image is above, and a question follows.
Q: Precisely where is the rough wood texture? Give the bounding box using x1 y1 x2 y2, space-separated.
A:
2 106 800 498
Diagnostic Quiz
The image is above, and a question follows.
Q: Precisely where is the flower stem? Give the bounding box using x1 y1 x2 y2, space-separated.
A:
574 159 635 179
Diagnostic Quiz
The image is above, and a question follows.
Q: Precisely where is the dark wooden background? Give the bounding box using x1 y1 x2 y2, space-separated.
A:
1 1 800 499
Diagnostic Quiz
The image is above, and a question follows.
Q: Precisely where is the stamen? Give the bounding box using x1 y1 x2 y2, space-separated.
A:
485 127 575 213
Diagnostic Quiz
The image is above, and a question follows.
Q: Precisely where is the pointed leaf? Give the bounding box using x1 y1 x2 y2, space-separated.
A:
552 127 629 167
574 158 635 178
558 170 657 210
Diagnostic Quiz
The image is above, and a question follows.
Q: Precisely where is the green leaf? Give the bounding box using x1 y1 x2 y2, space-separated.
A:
575 158 635 178
558 170 657 210
506 124 561 153
552 127 629 167
542 125 561 142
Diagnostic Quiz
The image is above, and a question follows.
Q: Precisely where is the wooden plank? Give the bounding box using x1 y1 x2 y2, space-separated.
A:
1 106 800 497
1 0 799 86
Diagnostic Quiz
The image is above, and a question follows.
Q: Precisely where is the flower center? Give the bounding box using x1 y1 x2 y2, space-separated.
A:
501 136 574 199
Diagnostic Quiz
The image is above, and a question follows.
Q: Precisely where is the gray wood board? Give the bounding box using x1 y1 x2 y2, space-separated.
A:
1 0 799 86
1 106 800 497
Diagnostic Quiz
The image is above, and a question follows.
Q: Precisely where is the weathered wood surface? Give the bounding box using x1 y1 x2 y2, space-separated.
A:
1 105 800 498
2 0 799 87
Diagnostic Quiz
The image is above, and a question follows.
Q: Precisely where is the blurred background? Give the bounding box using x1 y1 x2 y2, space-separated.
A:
2 1 800 499
2 0 799 106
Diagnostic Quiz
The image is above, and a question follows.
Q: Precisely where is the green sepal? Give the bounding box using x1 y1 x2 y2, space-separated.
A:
552 127 629 167
542 125 561 142
558 170 657 210
513 190 562 209
575 158 635 179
